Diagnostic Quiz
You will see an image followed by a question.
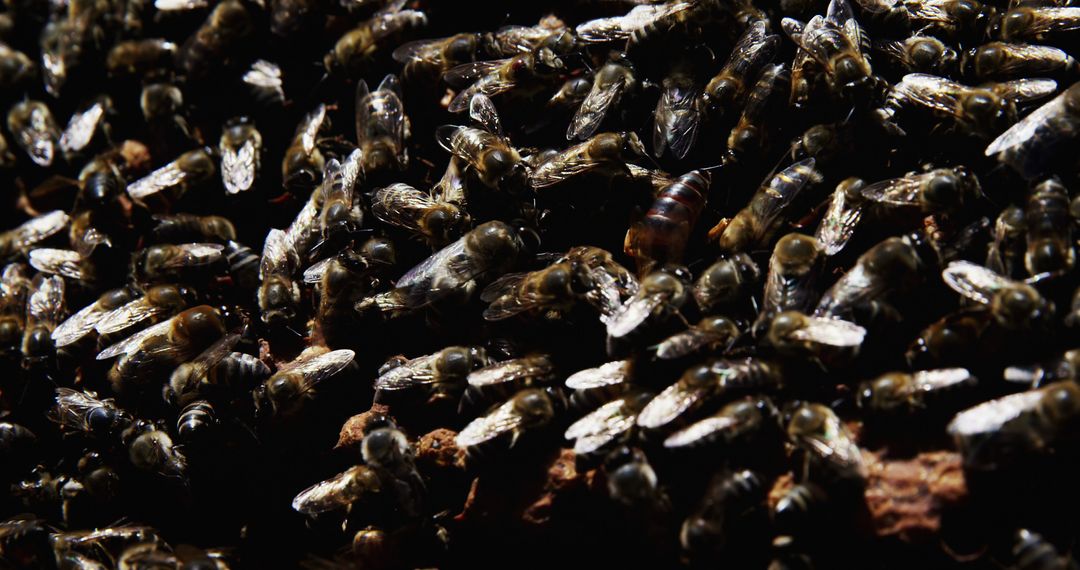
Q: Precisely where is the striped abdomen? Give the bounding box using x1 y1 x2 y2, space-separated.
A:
628 170 711 275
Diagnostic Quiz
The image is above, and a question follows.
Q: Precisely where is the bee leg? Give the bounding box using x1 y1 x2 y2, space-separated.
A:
706 218 731 243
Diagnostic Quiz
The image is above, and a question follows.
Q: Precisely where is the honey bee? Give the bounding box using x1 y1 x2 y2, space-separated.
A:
787 402 865 479
857 368 976 415
392 33 481 83
941 260 1053 330
59 97 111 158
986 82 1080 180
702 20 780 118
21 275 65 366
140 83 195 155
875 35 959 75
375 346 489 404
292 464 382 521
1010 529 1077 570
0 264 30 354
1024 178 1074 278
653 58 704 159
436 94 528 194
878 74 1058 137
259 228 302 325
431 155 469 209
483 20 577 57
132 243 226 284
302 236 397 284
963 42 1075 81
317 153 365 244
97 305 226 394
564 390 653 456
126 148 216 203
218 118 261 195
178 0 252 81
693 254 762 313
604 266 690 345
771 484 829 537
282 104 329 193
49 388 132 437
568 57 637 141
51 287 135 348
105 38 177 79
542 76 595 123
559 246 640 318
986 205 1026 277
92 284 196 342
442 48 564 113
766 311 867 357
174 400 218 444
604 446 670 513
727 63 790 161
782 0 875 101
575 2 696 44
947 381 1080 469
530 131 646 189
357 220 527 314
323 7 427 78
997 6 1080 40
455 387 557 450
243 59 285 106
6 100 59 167
756 234 825 335
311 256 379 348
814 178 865 257
0 211 69 260
151 214 237 245
52 526 164 562
167 340 269 405
625 170 711 276
480 261 590 321
253 348 356 418
636 358 783 429
709 158 822 253
664 395 779 449
814 235 922 318
466 354 557 404
860 166 980 215
680 469 766 560
1014 349 1080 388
371 183 469 247
123 421 188 479
355 74 409 176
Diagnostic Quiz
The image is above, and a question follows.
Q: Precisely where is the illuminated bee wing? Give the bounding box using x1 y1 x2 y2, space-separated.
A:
53 299 110 347
887 74 962 115
529 141 606 188
653 79 702 159
29 248 85 280
636 377 709 429
95 295 169 335
565 359 630 390
302 257 335 285
168 333 241 389
220 137 257 195
469 93 503 135
568 72 628 140
291 466 378 514
13 210 69 251
442 58 509 87
815 183 863 255
604 290 666 338
73 227 110 258
826 0 866 52
373 353 438 390
794 411 864 474
299 105 328 157
447 70 518 113
358 75 407 142
479 272 527 303
912 367 975 392
261 229 299 280
664 414 740 448
59 101 105 154
50 388 114 432
989 44 1070 75
788 316 866 347
372 184 437 233
990 78 1059 105
456 398 525 447
127 158 189 199
942 260 1017 305
154 0 208 10
96 318 173 360
395 237 466 290
243 60 285 105
154 243 225 270
747 158 820 232
467 356 554 388
730 20 780 72
654 326 735 360
1015 7 1080 36
585 262 639 317
575 2 692 43
859 174 923 207
284 349 356 396
946 389 1042 437
27 275 64 323
286 199 320 257
565 398 636 454
392 37 443 63
986 89 1066 156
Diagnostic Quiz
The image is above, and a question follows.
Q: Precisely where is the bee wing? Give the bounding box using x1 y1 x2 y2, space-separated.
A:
155 243 224 269
859 175 922 206
729 20 779 70
456 398 524 447
53 299 108 347
750 158 819 227
95 296 168 335
654 327 731 360
888 74 962 116
469 93 503 136
286 349 356 395
467 356 553 387
799 416 864 474
653 79 702 159
179 332 241 375
942 260 1016 305
567 73 628 140
636 379 707 429
13 210 69 250
947 389 1043 436
583 264 639 317
604 292 666 338
575 2 692 42
127 160 188 199
815 184 863 255
990 78 1058 105
912 367 975 392
479 272 527 303
286 199 320 257
243 60 285 104
154 0 208 10
529 142 605 188
73 227 111 258
27 275 64 322
29 248 85 280
566 399 636 454
221 138 256 194
96 318 173 360
448 74 516 113
873 39 908 64
396 236 466 289
371 184 435 232
442 59 509 87
297 105 327 156
301 257 335 285
663 414 739 448
291 466 374 514
261 229 299 280
51 388 108 431
59 102 104 154
374 353 438 390
392 37 442 63
565 359 630 390
789 316 866 347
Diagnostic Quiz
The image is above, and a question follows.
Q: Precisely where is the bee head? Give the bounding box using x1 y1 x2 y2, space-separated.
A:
991 284 1049 330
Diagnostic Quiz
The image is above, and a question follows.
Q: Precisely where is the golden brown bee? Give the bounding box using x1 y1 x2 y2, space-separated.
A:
132 242 225 284
815 236 922 318
51 287 135 348
875 35 959 75
254 348 356 418
575 2 696 44
311 257 376 349
693 253 761 313
282 104 329 193
709 158 821 253
482 19 577 57
1024 178 1075 278
455 387 556 450
323 8 427 78
986 82 1080 180
392 33 481 84
480 261 591 321
814 178 865 257
0 211 69 259
437 94 528 194
878 74 1058 137
219 118 261 195
0 42 33 90
653 315 740 360
291 464 381 519
375 345 490 405
860 166 981 215
782 0 875 102
97 305 225 394
963 41 1075 81
356 74 409 176
259 228 302 326
126 148 216 204
703 20 781 117
998 6 1080 40
21 275 65 367
530 131 646 189
105 38 177 79
442 48 564 113
565 389 654 456
6 100 59 167
636 357 782 430
178 0 252 81
727 63 790 160
152 214 237 244
755 234 824 334
858 368 976 415
568 57 637 141
941 260 1054 330
167 337 270 405
787 402 865 478
664 395 778 449
371 183 470 247
625 170 711 276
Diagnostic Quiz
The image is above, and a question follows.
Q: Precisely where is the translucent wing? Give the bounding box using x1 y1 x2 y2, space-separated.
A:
664 414 739 448
291 466 377 514
286 199 320 257
815 184 863 255
243 60 285 105
859 174 923 206
221 138 256 194
448 72 517 113
565 359 630 390
371 184 436 232
395 237 466 289
442 59 509 87
59 101 104 154
564 398 636 454
456 398 523 447
13 210 69 250
605 292 665 338
96 318 173 360
261 229 298 279
575 2 692 42
53 299 108 347
529 141 607 188
888 74 962 115
469 93 503 135
985 89 1067 156
154 0 208 10
51 388 116 432
636 379 709 429
568 73 627 140
283 349 356 395
797 413 864 475
947 389 1042 436
479 272 527 303
27 275 64 322
29 248 84 279
654 326 734 360
912 368 975 392
153 243 224 269
653 78 702 159
584 265 639 318
302 257 335 285
788 316 866 347
467 356 553 387
991 78 1058 104
95 295 170 335
374 353 438 390
942 260 1016 305
127 159 187 199
297 105 327 156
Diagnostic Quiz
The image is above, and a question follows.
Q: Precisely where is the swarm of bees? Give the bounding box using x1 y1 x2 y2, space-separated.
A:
4 0 1080 567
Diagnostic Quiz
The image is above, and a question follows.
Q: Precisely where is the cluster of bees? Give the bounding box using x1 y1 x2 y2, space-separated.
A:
3 0 1080 566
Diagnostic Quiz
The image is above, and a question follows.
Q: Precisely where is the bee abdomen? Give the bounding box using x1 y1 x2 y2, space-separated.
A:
177 400 217 443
